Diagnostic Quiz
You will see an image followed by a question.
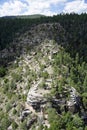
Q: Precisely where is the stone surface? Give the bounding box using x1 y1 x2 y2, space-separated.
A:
67 87 81 113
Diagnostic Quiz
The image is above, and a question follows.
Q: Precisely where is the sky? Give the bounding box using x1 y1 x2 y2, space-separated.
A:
0 0 87 17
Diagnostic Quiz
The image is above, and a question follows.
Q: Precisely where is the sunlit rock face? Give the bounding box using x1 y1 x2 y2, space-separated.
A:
67 87 81 113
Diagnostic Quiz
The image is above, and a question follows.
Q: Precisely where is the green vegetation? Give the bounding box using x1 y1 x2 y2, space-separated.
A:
39 80 46 88
0 13 87 62
0 113 11 130
45 108 84 130
19 120 27 130
0 13 87 130
12 121 18 130
40 71 49 79
0 67 6 77
15 14 45 19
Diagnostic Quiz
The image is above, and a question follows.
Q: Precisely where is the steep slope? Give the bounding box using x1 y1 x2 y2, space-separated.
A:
0 13 87 62
0 23 66 66
0 39 87 130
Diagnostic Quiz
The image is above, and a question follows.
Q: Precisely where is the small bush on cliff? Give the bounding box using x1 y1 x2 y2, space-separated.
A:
0 67 6 77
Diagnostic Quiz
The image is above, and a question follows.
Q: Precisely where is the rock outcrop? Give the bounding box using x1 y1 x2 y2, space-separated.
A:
67 87 81 113
27 82 50 110
0 23 66 66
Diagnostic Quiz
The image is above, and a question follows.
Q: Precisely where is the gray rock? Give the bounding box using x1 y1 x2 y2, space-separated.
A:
7 125 12 130
27 117 37 129
20 109 31 121
67 87 81 113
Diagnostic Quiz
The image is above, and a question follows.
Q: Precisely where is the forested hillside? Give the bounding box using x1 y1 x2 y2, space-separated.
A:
0 13 87 61
0 14 87 130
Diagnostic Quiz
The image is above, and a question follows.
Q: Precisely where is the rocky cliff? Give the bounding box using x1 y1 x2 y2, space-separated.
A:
0 23 87 130
0 23 66 66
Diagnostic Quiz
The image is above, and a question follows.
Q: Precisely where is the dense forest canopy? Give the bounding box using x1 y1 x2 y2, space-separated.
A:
0 13 87 62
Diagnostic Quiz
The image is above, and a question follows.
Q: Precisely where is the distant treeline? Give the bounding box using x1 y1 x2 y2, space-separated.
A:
0 13 87 61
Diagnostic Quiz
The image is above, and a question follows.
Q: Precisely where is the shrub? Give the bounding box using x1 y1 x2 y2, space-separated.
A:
6 103 12 112
11 72 22 82
72 114 84 128
1 115 11 130
0 67 6 77
9 80 16 90
40 71 49 79
13 109 17 115
20 120 27 130
39 80 46 88
12 121 18 130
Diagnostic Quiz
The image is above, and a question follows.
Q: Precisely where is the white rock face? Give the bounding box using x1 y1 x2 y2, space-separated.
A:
26 40 59 110
27 80 51 110
67 87 80 112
